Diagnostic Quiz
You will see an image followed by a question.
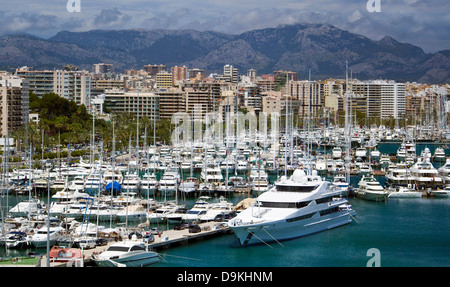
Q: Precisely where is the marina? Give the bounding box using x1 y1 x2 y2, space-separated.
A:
1 125 450 267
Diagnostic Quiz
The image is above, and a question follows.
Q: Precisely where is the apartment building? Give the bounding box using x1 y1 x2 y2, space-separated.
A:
351 80 406 120
156 71 173 88
103 89 159 121
289 80 322 118
171 66 187 85
144 64 167 76
92 63 114 75
0 75 29 137
16 67 91 108
156 88 185 119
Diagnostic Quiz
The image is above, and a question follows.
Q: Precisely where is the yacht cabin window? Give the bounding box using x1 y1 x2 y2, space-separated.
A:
276 185 319 192
259 201 311 209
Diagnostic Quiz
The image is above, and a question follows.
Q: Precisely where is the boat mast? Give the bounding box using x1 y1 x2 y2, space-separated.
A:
345 62 351 183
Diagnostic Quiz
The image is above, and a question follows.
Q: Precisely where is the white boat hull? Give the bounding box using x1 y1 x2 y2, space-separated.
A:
229 211 353 246
356 190 388 202
95 252 159 267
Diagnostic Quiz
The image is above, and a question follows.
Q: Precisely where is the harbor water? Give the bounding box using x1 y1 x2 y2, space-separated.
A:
1 143 450 267
151 197 450 267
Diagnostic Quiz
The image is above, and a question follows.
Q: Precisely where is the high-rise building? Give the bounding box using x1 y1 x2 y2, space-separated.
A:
351 80 406 120
15 67 91 109
0 74 29 137
223 64 240 83
93 63 114 75
290 80 322 117
171 66 187 85
144 64 167 76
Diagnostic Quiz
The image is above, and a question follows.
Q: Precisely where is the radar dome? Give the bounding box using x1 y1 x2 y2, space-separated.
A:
292 169 306 182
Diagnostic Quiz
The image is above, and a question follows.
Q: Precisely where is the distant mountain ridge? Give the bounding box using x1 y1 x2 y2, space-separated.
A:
0 23 448 84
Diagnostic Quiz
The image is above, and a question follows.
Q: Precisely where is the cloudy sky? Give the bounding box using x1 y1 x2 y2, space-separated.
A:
0 0 448 53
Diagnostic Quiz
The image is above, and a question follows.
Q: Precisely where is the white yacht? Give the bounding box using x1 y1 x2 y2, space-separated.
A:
433 147 446 162
182 196 212 222
116 204 147 222
385 163 411 187
355 147 367 158
30 225 64 248
9 197 45 217
148 202 179 222
199 196 234 222
140 172 158 197
179 177 199 194
331 174 350 196
122 172 141 193
332 147 342 159
228 169 355 246
431 185 450 198
220 157 236 173
103 169 123 186
93 239 159 267
50 176 68 192
356 175 388 202
4 231 31 249
84 172 103 194
387 186 422 198
438 158 450 183
409 158 442 189
158 166 180 198
68 175 86 192
199 162 223 192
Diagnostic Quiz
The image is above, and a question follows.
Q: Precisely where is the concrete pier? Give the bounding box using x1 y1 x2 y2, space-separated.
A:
39 221 230 267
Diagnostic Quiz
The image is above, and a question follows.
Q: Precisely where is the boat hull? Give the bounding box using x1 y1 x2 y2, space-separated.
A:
95 252 159 267
229 211 353 246
356 190 388 202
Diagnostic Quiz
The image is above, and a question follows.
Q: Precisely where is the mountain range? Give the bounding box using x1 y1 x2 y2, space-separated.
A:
0 23 448 84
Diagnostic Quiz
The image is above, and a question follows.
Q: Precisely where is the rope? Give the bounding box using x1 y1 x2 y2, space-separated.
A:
249 231 273 248
261 227 284 247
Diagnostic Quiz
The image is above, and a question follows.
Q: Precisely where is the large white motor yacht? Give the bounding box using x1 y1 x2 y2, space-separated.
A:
228 169 355 246
356 175 388 202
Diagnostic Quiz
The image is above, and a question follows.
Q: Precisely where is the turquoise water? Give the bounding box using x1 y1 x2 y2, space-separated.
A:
2 143 450 266
155 198 450 267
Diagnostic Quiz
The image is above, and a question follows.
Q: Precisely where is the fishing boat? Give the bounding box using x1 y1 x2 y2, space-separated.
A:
356 175 388 202
228 169 355 246
93 239 159 267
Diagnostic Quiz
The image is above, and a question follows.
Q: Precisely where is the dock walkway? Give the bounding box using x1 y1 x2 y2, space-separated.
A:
39 221 230 267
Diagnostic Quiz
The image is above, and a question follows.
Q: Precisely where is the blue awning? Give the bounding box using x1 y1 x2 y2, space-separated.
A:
105 181 122 191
